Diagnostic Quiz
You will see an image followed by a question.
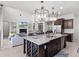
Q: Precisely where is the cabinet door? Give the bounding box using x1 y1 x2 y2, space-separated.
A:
57 38 61 51
32 43 39 57
66 34 73 42
68 20 73 28
54 19 62 25
46 38 61 57
46 40 58 57
64 20 68 29
64 19 73 29
39 45 46 57
27 40 32 56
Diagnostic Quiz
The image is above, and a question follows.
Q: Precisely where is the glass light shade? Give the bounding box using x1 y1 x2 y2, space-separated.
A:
50 17 57 21
50 17 53 21
36 14 47 20
33 6 49 22
53 17 57 21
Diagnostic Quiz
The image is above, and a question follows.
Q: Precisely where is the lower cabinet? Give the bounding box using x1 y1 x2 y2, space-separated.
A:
67 34 73 42
26 40 46 57
38 45 46 57
25 37 66 57
27 40 31 56
46 38 61 57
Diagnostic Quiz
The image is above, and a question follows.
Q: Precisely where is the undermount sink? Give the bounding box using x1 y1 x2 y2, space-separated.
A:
46 35 56 38
46 33 61 38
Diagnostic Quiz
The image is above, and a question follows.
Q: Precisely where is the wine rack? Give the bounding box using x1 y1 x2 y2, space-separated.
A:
27 40 39 57
27 40 32 56
32 43 39 57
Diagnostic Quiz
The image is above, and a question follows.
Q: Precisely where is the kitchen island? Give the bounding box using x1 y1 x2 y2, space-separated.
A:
23 33 68 57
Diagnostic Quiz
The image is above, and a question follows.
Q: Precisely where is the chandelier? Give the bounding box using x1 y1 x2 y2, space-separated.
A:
33 1 62 22
49 7 60 21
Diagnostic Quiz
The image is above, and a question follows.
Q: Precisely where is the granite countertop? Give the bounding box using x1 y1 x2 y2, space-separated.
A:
23 33 68 45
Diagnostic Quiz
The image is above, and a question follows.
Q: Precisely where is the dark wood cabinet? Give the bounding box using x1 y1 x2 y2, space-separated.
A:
54 19 73 42
63 33 73 42
64 20 68 29
54 19 63 25
26 40 46 57
54 19 73 32
24 36 66 57
63 19 73 29
66 34 73 42
24 39 26 54
39 45 46 57
27 40 32 56
46 38 61 57
32 42 39 57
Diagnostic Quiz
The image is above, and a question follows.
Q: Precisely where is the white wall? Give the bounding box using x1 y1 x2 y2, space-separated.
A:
0 8 2 33
3 21 9 37
73 14 79 41
0 8 2 48
0 7 3 48
59 14 75 19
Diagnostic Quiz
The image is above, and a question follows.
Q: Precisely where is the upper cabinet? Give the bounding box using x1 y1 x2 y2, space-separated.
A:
54 18 73 33
63 19 73 29
54 19 63 25
54 18 73 29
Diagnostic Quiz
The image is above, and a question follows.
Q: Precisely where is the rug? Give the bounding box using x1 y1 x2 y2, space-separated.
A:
54 51 69 57
77 48 79 53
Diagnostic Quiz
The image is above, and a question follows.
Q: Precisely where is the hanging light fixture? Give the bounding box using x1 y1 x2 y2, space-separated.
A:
33 1 49 22
33 1 63 22
32 1 63 35
49 7 58 21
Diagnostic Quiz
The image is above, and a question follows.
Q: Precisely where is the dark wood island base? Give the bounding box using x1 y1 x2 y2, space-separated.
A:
23 34 67 57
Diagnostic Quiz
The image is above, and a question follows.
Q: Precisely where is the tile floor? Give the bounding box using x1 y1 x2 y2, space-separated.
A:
0 39 79 57
0 39 25 57
61 41 79 57
0 45 25 57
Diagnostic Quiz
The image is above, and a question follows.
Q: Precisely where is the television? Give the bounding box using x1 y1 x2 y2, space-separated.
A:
19 29 27 33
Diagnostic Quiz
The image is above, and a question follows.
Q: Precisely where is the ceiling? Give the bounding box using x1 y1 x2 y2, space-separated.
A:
0 1 79 16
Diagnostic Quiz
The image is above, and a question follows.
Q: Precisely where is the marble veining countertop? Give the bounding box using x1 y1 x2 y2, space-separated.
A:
23 33 68 45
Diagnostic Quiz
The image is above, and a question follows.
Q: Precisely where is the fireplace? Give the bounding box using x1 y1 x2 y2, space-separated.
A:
19 29 27 33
